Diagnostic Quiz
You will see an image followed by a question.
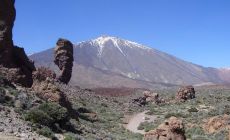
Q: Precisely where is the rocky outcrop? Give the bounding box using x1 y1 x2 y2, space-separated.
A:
144 91 159 102
54 39 74 84
144 117 186 140
0 0 15 65
32 68 78 119
176 86 195 101
143 91 165 104
32 79 62 102
203 115 230 134
132 91 165 106
0 0 35 87
32 68 70 107
132 96 147 106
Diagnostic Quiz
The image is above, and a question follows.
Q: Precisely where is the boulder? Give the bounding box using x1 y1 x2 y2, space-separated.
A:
203 114 230 133
176 86 195 101
132 96 147 106
143 91 159 102
0 0 35 87
54 38 74 84
144 117 186 140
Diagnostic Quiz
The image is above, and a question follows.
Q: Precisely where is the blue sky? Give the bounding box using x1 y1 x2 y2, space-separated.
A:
13 0 230 68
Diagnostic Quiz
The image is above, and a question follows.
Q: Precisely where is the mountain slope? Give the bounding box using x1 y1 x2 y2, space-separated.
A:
30 36 229 89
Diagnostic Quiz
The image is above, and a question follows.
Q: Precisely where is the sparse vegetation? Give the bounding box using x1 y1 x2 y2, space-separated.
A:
64 133 78 140
188 107 199 113
1 77 230 139
37 127 55 139
25 102 68 127
138 121 158 132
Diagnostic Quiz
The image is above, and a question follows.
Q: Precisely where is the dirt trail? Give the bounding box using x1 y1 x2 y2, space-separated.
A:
0 135 21 140
125 111 156 134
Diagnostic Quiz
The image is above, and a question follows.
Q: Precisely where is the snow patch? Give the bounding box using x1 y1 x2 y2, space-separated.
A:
88 36 152 57
90 36 125 56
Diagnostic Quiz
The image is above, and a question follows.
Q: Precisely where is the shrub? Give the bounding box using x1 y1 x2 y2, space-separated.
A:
33 67 56 82
38 102 68 122
145 117 150 120
207 109 219 117
146 109 156 115
223 105 230 115
37 127 55 138
165 112 189 118
8 88 19 96
137 122 157 132
137 122 145 130
227 96 230 102
64 133 82 140
188 107 199 113
25 109 53 125
185 126 206 139
101 103 108 107
0 88 6 103
25 102 68 127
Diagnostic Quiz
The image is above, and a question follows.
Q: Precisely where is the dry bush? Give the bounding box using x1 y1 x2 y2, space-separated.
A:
33 67 56 82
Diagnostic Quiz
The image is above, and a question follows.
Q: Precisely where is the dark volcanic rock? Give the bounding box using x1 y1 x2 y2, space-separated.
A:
132 96 147 106
0 0 35 87
54 38 74 84
0 0 16 65
176 85 196 101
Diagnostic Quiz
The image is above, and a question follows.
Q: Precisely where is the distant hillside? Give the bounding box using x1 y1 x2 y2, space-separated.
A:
30 36 230 89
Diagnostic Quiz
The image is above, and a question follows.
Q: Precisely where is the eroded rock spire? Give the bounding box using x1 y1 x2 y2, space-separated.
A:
54 38 74 84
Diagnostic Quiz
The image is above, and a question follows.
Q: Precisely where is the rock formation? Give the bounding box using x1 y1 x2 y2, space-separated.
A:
132 91 165 106
143 91 165 104
32 70 78 119
32 67 68 103
203 114 230 134
54 39 74 84
144 91 159 102
132 96 147 106
0 0 35 87
144 117 186 140
176 86 195 101
0 0 15 65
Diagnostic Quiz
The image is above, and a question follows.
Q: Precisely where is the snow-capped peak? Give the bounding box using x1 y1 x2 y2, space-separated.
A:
92 35 119 47
89 35 152 56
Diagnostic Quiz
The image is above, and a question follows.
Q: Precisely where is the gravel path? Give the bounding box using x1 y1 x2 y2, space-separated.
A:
0 135 21 140
125 111 156 134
